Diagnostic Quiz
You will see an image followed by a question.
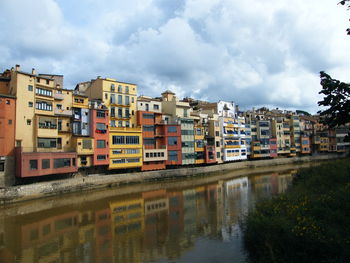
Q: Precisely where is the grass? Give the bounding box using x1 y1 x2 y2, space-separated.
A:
242 158 350 263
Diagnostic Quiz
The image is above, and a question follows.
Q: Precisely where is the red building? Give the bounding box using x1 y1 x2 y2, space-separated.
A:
90 100 109 166
205 144 217 164
164 123 182 166
137 97 168 171
15 149 78 178
301 135 311 154
269 138 278 158
0 94 16 186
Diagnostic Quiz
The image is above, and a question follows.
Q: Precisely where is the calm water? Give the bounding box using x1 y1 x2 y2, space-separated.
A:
0 165 302 263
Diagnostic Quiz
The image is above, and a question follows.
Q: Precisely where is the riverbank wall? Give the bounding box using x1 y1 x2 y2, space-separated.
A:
0 154 344 204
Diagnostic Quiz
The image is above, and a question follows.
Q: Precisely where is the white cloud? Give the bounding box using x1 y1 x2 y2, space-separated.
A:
0 0 349 114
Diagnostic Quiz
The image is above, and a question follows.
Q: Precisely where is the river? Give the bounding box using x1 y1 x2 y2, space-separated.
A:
0 163 318 263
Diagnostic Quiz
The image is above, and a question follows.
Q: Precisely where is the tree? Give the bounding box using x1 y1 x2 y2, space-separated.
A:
338 0 350 35
318 71 350 128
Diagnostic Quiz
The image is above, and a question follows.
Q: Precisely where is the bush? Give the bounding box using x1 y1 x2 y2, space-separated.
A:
242 158 350 263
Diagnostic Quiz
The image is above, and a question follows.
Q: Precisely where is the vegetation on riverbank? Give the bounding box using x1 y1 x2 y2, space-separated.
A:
242 158 350 263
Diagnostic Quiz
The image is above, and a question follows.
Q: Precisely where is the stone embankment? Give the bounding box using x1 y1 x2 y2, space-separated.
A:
0 154 343 204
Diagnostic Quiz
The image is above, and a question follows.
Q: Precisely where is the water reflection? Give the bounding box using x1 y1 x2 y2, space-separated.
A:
0 169 296 263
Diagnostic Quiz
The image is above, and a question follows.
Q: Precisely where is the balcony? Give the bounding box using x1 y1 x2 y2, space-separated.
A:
54 93 65 100
109 126 142 132
55 108 73 116
95 129 107 134
143 147 167 162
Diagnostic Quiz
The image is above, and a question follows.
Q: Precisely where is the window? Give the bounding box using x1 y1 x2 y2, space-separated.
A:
125 121 130 127
36 88 52 97
118 120 123 127
168 137 178 145
126 158 139 163
118 95 122 104
8 119 12 125
36 101 52 111
125 149 139 154
97 155 107 160
125 96 129 105
0 162 4 172
46 79 50 85
110 94 116 104
143 113 154 119
28 102 33 107
216 141 220 147
54 158 71 168
112 136 125 145
97 140 106 148
126 136 139 144
105 93 108 100
27 119 31 125
184 109 188 117
83 139 92 149
125 86 129 93
217 152 220 158
168 126 177 133
112 149 123 154
144 138 155 145
118 85 122 93
181 130 194 135
215 131 220 136
111 84 115 91
30 160 38 170
42 159 50 169
118 108 122 118
132 97 134 103
97 110 105 118
153 104 159 110
125 108 130 118
169 151 178 161
96 123 106 131
38 138 57 148
143 125 154 132
28 85 33 91
56 104 62 109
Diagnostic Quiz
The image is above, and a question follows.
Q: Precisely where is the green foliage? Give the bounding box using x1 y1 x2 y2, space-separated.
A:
318 71 350 128
338 0 350 35
242 159 350 263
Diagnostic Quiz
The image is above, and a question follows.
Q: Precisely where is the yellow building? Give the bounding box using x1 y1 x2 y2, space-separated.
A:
5 65 78 178
76 77 142 170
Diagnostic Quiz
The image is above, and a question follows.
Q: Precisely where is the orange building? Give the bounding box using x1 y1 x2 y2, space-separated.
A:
0 94 16 186
137 96 168 171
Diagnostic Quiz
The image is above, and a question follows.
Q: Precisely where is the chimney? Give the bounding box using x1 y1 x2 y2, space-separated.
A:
15 64 20 71
31 68 36 75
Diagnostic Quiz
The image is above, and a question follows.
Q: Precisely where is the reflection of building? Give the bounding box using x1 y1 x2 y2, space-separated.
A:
95 208 112 263
110 195 144 263
222 177 249 241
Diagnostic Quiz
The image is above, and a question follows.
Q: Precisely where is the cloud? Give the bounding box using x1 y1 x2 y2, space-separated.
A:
0 0 349 114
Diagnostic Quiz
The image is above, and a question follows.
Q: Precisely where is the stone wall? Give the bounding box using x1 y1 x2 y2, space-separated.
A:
0 154 344 204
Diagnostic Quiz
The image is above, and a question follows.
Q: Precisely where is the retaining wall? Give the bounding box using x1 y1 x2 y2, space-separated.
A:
0 154 344 204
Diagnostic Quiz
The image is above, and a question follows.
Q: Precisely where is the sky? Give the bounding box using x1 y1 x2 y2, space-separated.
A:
0 0 349 114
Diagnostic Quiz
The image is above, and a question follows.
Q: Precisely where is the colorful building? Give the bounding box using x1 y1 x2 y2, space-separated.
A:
77 77 143 170
5 65 77 178
90 100 109 167
161 90 196 165
0 94 16 186
137 96 167 171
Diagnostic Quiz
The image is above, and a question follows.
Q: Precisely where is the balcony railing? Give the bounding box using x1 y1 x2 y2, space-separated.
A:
55 109 73 116
38 123 57 129
95 129 107 134
53 93 64 100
